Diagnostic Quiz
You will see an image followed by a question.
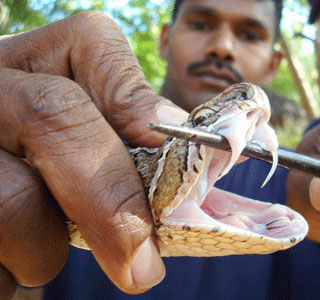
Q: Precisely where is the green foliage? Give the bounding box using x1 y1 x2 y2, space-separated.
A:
109 0 172 92
271 55 299 103
276 121 306 148
270 0 313 100
0 0 105 34
0 0 48 34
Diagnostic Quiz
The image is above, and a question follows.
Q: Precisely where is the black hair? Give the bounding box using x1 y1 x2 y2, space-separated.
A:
308 0 320 24
172 0 283 41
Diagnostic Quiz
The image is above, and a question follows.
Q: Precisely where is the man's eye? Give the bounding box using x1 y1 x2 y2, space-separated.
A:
240 31 262 42
187 20 210 31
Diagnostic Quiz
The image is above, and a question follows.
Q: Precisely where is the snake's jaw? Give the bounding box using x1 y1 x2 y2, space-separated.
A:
156 141 308 257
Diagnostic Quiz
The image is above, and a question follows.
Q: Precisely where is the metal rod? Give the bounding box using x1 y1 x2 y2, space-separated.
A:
147 122 320 178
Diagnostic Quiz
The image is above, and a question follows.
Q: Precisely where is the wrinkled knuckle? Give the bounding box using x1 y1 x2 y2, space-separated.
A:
71 11 128 57
16 75 92 135
20 75 87 116
0 184 38 227
109 179 148 219
72 11 121 35
94 166 146 216
69 12 150 118
115 85 151 110
0 166 40 227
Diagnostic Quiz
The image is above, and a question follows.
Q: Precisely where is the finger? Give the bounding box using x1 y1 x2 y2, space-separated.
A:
287 125 320 241
0 149 69 286
0 68 165 293
0 12 188 147
310 177 320 211
287 171 320 241
0 264 16 300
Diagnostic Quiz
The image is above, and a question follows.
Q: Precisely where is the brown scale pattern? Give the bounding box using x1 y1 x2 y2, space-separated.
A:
156 224 297 257
150 139 189 211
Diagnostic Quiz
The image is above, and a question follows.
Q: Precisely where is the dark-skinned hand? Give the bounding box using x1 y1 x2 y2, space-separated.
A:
287 124 320 242
0 12 188 298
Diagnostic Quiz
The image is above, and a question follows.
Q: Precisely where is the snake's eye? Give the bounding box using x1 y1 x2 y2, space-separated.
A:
192 108 215 126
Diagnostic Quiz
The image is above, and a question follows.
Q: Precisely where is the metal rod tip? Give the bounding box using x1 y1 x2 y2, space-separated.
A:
147 122 159 129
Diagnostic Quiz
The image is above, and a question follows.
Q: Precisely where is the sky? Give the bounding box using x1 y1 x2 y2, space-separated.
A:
281 0 316 53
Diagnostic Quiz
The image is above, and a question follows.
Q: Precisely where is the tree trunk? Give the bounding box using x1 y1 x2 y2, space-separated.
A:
315 19 320 89
279 33 319 121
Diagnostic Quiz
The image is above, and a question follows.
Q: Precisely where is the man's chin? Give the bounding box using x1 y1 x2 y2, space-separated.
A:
168 85 229 112
185 89 223 111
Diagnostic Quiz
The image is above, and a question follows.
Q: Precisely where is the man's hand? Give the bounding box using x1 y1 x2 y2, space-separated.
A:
287 124 320 242
0 12 188 297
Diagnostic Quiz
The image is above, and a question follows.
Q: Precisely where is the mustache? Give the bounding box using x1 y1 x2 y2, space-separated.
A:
187 58 243 83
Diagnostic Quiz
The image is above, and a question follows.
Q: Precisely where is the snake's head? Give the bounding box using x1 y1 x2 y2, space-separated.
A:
188 82 278 185
188 83 271 125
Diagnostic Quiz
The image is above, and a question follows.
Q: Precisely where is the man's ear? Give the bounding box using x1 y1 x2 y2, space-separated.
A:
159 24 171 61
263 50 284 85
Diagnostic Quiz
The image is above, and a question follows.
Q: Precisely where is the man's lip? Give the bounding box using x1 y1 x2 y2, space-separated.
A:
195 74 231 90
191 66 238 86
192 72 235 91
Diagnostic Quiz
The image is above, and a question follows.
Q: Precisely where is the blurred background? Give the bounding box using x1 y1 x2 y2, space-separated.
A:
1 0 320 148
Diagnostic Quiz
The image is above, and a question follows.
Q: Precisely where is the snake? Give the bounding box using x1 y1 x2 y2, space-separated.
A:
68 82 308 257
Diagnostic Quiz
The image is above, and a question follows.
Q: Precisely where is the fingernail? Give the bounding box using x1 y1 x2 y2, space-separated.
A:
130 238 165 290
156 102 188 125
310 177 320 211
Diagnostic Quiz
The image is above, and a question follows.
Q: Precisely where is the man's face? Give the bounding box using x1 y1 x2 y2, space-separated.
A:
160 0 282 112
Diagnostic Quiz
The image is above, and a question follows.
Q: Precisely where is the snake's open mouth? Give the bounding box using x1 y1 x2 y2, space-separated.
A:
200 187 306 239
164 145 308 241
161 95 307 241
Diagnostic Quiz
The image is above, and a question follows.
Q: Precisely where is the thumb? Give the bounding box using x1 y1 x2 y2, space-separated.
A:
310 177 320 211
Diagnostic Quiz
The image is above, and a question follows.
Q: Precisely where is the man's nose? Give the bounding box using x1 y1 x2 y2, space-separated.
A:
205 23 235 62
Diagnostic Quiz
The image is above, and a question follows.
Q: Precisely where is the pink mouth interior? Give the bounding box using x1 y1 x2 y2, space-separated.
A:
164 107 308 240
165 147 307 240
200 187 305 239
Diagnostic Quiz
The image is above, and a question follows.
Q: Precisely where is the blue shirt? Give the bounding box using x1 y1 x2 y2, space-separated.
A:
43 132 320 300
